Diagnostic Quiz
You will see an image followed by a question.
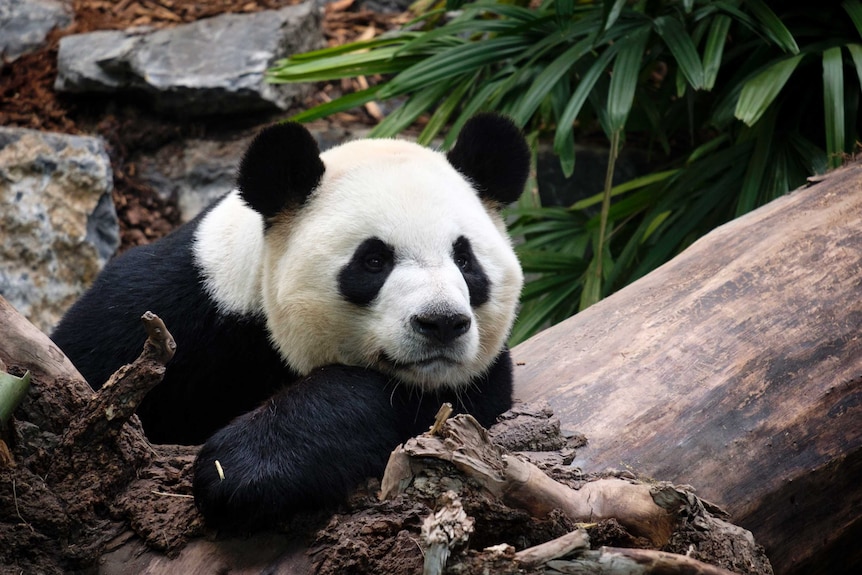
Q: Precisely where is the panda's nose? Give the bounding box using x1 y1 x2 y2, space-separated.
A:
411 313 471 344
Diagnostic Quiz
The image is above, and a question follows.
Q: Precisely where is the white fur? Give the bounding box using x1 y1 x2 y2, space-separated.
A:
195 138 523 390
193 191 265 316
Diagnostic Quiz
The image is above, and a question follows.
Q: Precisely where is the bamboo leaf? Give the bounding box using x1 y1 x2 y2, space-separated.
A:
736 111 775 215
268 47 417 82
743 0 799 53
556 0 574 18
554 45 619 157
520 273 581 302
379 36 531 98
288 86 382 122
822 46 846 169
787 133 829 175
844 0 862 39
512 37 594 125
654 15 705 89
703 15 731 90
516 249 584 273
418 73 477 145
0 370 30 426
370 80 454 138
395 16 526 56
442 76 509 149
571 169 679 209
641 211 671 242
607 26 651 133
847 44 862 90
602 0 627 32
510 280 579 345
735 54 804 126
274 35 417 64
580 257 602 310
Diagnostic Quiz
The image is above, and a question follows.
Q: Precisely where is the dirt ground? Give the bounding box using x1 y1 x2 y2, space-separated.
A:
0 0 402 251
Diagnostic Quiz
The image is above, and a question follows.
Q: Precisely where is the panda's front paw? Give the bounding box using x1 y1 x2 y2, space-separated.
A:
192 421 275 530
192 365 406 530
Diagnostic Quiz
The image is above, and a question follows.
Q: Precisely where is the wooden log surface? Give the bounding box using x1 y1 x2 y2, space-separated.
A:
511 160 862 575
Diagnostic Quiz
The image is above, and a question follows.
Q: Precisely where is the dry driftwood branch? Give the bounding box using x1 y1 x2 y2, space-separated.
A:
382 414 677 547
382 412 769 574
512 160 862 574
56 311 176 448
546 546 740 575
0 298 200 573
421 490 473 575
514 527 590 567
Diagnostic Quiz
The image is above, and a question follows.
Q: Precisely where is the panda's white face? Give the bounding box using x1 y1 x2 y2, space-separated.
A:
195 116 528 392
259 139 523 390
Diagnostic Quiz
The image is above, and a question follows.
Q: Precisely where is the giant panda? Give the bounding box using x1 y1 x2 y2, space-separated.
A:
51 113 529 529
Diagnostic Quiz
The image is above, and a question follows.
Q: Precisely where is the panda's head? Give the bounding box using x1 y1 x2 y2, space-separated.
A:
230 114 528 390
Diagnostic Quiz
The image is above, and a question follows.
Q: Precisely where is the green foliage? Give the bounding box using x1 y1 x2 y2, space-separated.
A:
268 1 862 344
0 369 30 426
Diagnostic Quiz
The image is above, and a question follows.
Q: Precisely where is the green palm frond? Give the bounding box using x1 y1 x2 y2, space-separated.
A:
268 0 861 344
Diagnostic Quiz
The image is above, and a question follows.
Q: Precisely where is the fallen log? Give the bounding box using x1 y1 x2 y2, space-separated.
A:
512 160 862 575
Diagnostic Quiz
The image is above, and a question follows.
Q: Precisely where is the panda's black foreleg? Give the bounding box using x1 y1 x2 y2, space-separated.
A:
192 365 406 531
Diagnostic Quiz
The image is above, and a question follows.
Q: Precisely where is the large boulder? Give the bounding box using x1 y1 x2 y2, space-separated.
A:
54 3 323 116
0 128 117 333
0 0 72 61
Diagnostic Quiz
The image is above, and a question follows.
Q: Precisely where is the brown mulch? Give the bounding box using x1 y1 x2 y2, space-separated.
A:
0 0 404 250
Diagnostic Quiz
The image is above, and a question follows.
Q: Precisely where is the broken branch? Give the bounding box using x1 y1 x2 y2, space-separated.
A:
383 414 676 547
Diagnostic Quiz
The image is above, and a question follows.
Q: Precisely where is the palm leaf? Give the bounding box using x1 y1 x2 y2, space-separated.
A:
554 45 619 171
379 36 532 98
654 15 705 90
822 46 846 169
735 54 804 126
607 26 651 133
703 15 732 90
743 0 799 53
843 0 862 38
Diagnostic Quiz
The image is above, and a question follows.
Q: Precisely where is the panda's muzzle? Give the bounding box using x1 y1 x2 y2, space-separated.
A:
410 313 471 345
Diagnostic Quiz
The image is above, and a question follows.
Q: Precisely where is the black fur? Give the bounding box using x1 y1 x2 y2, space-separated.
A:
447 113 531 205
193 356 512 530
51 115 525 530
237 122 325 220
453 236 490 307
337 237 396 306
50 203 296 444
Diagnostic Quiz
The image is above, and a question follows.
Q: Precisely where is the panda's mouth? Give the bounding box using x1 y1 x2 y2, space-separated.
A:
379 352 460 371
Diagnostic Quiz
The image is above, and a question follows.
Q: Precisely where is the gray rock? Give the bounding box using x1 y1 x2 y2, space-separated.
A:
136 122 370 222
0 128 117 333
0 0 72 61
55 3 323 116
137 136 253 223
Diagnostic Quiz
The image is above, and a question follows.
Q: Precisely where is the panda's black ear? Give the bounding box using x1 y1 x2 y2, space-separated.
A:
237 122 325 220
446 113 530 206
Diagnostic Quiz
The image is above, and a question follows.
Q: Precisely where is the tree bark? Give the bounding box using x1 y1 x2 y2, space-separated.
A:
511 160 862 575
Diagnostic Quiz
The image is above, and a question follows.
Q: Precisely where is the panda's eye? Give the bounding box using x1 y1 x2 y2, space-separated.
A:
364 254 387 272
453 236 475 273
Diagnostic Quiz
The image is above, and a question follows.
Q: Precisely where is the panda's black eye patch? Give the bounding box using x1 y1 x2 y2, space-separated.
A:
339 238 395 306
453 236 489 307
